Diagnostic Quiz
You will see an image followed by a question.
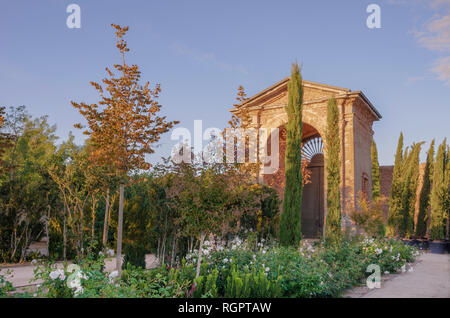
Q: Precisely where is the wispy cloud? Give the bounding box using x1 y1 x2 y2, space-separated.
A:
431 56 450 85
406 75 429 85
388 0 450 8
430 0 450 9
414 15 450 52
172 43 248 75
392 0 450 85
415 13 450 85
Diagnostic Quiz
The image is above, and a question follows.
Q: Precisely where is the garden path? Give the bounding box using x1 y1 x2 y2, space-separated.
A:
344 253 450 298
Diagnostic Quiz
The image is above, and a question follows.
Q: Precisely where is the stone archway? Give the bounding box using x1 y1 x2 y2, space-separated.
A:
230 77 382 235
263 124 325 238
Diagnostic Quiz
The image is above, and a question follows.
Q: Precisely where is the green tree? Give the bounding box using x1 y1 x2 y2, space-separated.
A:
386 132 404 237
0 110 58 262
398 142 422 238
279 62 303 246
416 140 434 238
325 97 341 242
371 140 381 201
429 139 447 240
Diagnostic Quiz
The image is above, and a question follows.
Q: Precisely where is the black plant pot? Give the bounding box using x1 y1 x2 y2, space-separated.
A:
429 241 447 254
416 239 429 250
401 239 418 247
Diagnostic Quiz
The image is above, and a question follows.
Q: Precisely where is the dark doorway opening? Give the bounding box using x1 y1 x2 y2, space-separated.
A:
301 152 324 238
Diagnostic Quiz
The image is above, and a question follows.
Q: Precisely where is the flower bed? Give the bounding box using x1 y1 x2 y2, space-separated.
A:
1 236 419 298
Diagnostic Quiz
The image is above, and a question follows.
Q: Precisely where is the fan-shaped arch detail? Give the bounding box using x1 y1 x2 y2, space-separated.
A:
302 135 323 162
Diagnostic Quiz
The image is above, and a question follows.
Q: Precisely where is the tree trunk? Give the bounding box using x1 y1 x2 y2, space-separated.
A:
171 235 177 266
63 209 67 261
195 232 206 279
116 184 124 273
46 205 50 257
156 236 160 263
102 188 110 248
91 195 97 244
160 214 168 264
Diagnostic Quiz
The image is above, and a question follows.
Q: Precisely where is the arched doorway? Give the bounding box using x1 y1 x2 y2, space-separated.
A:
301 135 324 238
263 124 325 238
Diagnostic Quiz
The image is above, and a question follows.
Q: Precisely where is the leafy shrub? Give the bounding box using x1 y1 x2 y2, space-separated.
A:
0 271 15 297
122 243 146 269
13 235 419 298
224 264 282 298
349 192 387 238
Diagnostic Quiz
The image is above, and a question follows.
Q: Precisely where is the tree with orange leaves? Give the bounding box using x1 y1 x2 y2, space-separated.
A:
71 24 178 271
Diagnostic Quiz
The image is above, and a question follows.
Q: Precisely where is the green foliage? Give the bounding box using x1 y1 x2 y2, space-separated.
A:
280 62 303 246
350 192 386 238
387 134 422 238
0 106 60 262
325 97 341 242
399 142 422 238
193 269 219 298
11 235 418 298
387 132 404 237
0 271 15 297
430 139 448 240
371 141 381 201
416 140 434 238
224 264 282 298
122 243 146 269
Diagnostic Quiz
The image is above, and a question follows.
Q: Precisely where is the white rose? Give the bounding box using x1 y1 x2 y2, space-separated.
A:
109 271 119 279
49 271 60 280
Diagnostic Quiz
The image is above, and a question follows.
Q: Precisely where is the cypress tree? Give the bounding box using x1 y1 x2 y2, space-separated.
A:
279 62 303 246
430 138 447 240
416 140 434 238
399 142 422 238
325 97 341 242
445 145 450 240
371 140 381 201
386 132 404 237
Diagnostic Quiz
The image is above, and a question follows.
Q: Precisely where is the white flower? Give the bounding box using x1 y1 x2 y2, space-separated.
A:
384 271 390 275
109 270 119 279
375 248 383 255
98 251 104 256
49 269 65 280
265 267 270 272
49 271 60 280
106 248 115 257
74 286 84 296
67 278 81 289
31 259 37 265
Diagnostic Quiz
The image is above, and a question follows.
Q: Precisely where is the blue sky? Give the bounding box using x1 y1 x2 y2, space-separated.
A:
1 0 449 165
